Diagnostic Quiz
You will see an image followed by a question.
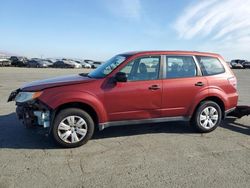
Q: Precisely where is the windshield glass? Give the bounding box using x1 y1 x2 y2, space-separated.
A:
88 55 130 78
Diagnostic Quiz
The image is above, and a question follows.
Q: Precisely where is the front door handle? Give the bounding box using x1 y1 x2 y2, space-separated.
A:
149 85 160 90
195 82 204 86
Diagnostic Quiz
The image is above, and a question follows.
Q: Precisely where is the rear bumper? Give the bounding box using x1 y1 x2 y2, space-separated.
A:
225 107 236 117
225 92 238 112
227 106 250 118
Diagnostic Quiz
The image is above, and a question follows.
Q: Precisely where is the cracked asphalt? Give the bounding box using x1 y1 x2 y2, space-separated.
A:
0 67 250 188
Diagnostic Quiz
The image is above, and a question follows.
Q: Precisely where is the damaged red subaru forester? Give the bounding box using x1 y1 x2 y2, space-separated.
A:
8 51 238 148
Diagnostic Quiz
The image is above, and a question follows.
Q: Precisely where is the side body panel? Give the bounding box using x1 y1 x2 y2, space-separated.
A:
205 73 238 110
162 77 208 117
103 80 162 121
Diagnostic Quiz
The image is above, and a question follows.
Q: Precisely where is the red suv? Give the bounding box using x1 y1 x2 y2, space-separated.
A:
8 51 238 147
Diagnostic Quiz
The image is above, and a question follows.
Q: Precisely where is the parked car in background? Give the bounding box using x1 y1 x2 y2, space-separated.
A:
230 59 244 69
226 61 232 69
83 60 103 68
10 56 27 67
27 59 53 68
46 58 59 64
242 61 250 69
92 61 103 68
53 60 82 68
75 60 92 69
52 60 72 68
8 51 238 148
0 57 11 66
84 59 95 68
65 59 82 69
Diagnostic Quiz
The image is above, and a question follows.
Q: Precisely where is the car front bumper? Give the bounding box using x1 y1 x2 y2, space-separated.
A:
16 100 51 128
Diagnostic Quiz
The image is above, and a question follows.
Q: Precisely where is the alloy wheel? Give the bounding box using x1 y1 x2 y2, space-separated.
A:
57 116 87 144
199 106 219 129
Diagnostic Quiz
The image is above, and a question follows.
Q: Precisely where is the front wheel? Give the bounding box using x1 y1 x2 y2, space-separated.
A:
191 101 222 133
52 108 95 148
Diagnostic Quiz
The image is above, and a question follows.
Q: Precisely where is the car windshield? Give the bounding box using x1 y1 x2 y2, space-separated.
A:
88 55 130 78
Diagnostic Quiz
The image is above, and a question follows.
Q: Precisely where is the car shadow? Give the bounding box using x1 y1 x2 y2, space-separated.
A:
0 113 57 149
0 113 249 149
0 113 196 149
93 121 194 140
221 117 250 136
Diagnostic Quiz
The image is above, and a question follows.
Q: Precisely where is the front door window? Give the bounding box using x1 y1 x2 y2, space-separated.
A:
120 56 160 81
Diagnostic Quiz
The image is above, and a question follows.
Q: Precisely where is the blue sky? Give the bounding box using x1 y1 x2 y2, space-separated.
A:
1 0 250 60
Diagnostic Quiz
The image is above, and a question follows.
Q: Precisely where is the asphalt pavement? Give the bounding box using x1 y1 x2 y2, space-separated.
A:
0 67 249 188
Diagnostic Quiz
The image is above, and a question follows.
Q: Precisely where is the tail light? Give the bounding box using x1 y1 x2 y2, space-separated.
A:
228 76 237 90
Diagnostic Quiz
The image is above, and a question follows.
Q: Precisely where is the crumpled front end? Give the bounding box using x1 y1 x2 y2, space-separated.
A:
16 100 51 128
8 89 52 128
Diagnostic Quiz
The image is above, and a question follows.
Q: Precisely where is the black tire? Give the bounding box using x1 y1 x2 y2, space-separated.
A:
52 108 95 148
191 101 222 133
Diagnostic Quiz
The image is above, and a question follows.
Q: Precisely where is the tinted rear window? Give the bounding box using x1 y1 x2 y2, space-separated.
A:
166 56 197 78
196 56 225 76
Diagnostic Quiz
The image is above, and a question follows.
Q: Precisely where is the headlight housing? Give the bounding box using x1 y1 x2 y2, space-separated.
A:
15 91 43 103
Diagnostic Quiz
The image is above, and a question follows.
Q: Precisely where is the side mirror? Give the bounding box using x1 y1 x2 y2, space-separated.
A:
114 72 127 82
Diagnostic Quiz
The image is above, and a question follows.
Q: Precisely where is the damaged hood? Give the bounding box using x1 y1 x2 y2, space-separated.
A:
21 74 94 91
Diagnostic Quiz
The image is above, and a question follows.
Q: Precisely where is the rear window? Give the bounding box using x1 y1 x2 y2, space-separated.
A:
196 56 225 76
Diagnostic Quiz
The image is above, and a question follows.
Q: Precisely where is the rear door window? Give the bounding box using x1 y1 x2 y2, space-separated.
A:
196 56 225 76
165 56 197 78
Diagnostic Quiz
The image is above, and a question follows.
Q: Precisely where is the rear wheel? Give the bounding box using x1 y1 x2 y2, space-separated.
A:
191 101 222 133
52 108 94 148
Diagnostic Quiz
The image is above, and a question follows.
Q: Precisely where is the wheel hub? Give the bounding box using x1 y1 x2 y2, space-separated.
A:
57 116 88 144
199 106 218 129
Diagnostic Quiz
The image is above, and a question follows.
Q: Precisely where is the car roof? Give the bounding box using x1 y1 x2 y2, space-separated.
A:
120 50 221 58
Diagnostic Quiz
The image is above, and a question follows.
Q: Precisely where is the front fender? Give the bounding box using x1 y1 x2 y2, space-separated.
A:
39 90 108 123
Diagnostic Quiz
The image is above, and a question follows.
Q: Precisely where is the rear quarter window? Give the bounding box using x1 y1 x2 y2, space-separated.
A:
196 56 225 76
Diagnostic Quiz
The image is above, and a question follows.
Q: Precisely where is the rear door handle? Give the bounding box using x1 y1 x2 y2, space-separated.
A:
149 85 160 90
195 82 204 86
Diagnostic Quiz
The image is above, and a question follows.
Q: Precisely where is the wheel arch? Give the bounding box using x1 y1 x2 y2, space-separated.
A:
53 102 99 129
191 96 225 120
39 90 108 126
